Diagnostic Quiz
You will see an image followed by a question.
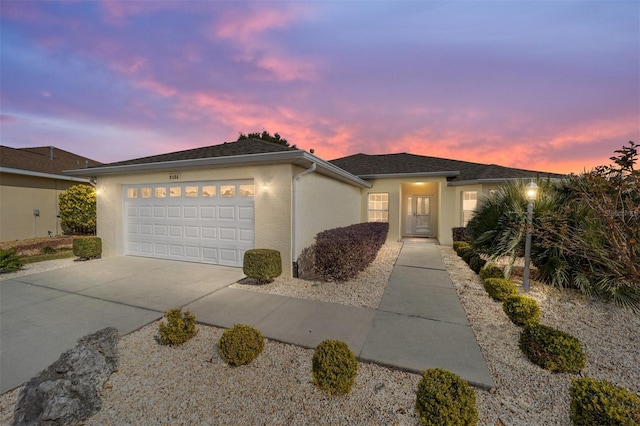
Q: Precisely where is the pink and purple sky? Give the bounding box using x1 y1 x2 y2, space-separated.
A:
1 1 638 174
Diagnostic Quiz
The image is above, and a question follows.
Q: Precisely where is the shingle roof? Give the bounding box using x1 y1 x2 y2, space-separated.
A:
98 138 298 168
329 153 564 183
0 145 102 176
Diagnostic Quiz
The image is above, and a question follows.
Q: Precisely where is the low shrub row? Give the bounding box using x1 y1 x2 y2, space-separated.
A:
452 239 638 423
314 222 389 281
156 308 481 424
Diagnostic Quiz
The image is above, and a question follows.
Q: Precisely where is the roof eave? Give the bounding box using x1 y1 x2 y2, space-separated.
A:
1 167 93 183
65 150 371 189
448 176 565 186
356 171 460 179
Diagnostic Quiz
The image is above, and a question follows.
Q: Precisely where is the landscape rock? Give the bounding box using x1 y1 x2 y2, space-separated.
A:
13 327 119 426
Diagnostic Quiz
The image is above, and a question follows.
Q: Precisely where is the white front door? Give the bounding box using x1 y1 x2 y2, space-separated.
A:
123 180 254 267
405 195 433 236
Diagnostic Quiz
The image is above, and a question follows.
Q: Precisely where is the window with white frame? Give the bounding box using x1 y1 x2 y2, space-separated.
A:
368 193 389 222
462 191 478 226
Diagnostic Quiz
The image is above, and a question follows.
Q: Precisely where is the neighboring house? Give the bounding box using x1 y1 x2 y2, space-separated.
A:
0 146 101 242
65 138 562 276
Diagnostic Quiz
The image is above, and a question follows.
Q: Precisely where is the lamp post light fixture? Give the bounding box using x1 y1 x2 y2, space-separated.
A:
523 181 539 292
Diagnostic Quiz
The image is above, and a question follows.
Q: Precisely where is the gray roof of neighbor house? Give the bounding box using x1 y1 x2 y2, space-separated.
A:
0 145 101 181
66 138 371 188
330 153 564 185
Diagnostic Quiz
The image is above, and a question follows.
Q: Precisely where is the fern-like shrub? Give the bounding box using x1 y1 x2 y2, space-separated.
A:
157 308 198 346
479 264 505 280
243 249 282 284
218 324 265 366
503 295 540 326
415 368 478 426
312 340 358 395
570 377 640 425
483 278 518 301
519 324 585 372
0 249 23 273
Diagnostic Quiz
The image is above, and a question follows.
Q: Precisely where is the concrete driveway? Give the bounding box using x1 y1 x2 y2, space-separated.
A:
0 257 244 393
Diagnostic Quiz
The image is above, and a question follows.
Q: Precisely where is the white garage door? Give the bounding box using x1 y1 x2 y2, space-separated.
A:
124 180 254 267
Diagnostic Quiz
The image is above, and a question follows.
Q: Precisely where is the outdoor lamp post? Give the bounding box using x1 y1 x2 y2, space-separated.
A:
523 181 539 292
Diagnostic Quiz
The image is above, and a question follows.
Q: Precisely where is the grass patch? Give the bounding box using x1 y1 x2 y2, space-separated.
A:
22 250 75 264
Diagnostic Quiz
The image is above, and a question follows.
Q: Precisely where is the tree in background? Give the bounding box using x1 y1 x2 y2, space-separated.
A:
58 184 96 235
237 131 297 148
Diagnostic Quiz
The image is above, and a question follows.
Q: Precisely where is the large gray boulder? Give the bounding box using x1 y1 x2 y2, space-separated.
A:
13 327 119 426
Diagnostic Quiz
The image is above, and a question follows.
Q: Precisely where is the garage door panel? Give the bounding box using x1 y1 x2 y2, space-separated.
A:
153 206 166 217
239 229 254 242
202 227 217 239
185 246 200 259
184 206 198 218
203 248 218 261
201 207 215 219
219 227 236 241
185 226 199 238
154 224 168 236
218 206 235 220
124 180 254 267
238 206 254 220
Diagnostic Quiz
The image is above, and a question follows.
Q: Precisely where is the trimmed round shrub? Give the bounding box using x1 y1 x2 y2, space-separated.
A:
570 377 640 425
503 295 541 326
469 255 486 274
456 246 473 260
72 236 102 259
461 249 475 264
483 278 518 301
479 264 505 280
453 241 470 253
243 249 282 284
519 324 585 372
0 249 23 273
415 368 478 426
158 308 198 346
218 324 264 366
312 339 358 395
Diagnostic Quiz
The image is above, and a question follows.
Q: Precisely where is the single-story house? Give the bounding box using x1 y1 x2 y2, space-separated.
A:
66 138 562 276
0 146 101 242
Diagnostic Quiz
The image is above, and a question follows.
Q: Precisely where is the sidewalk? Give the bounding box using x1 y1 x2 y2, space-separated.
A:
187 240 494 389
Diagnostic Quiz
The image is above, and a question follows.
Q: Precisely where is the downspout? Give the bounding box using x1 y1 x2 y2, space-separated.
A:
292 162 316 278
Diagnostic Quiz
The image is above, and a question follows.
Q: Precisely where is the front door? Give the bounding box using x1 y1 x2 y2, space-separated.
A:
405 195 433 236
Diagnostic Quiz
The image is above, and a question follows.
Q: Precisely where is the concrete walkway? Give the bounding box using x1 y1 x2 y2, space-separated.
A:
186 240 494 388
1 241 494 394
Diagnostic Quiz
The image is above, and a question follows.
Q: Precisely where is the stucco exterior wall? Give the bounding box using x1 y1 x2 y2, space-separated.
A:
0 173 86 242
96 164 295 275
294 168 362 260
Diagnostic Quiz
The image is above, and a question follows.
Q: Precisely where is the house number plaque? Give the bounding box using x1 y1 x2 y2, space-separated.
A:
169 173 181 180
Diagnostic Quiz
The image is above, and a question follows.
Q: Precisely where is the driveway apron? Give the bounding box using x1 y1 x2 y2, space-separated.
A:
0 257 244 393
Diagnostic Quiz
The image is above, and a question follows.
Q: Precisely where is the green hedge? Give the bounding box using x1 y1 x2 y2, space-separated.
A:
243 249 282 284
72 236 102 259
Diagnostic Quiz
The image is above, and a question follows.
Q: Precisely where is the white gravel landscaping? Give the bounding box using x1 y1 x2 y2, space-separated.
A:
1 242 638 425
